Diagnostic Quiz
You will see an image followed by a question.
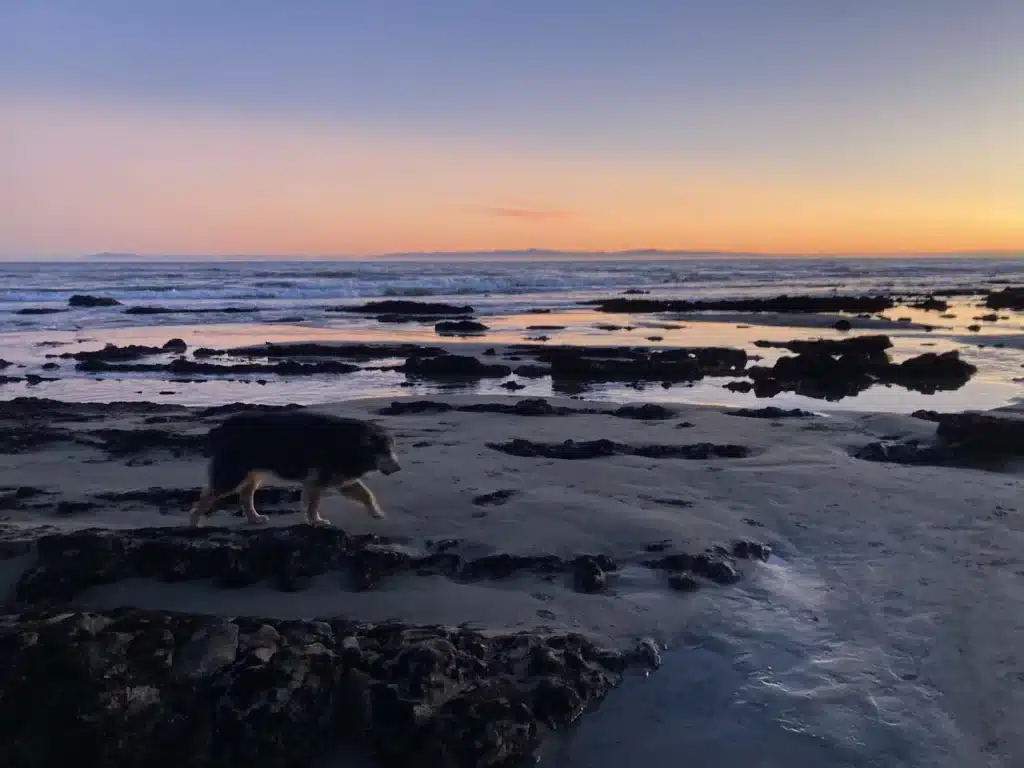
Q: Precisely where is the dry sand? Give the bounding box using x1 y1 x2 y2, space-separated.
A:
1 395 1021 766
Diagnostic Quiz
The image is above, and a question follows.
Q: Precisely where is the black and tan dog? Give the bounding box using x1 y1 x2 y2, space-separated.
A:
188 410 401 527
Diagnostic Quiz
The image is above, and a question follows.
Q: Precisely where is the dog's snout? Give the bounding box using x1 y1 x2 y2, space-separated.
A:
378 454 401 475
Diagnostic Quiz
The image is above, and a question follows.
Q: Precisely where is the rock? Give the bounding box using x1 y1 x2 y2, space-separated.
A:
585 295 894 314
377 400 455 415
732 407 812 419
573 556 607 593
472 490 518 506
15 307 68 315
612 404 675 420
514 364 548 378
501 381 526 391
911 409 944 422
753 335 892 356
76 358 360 377
984 287 1024 311
935 411 1024 458
400 355 512 379
627 638 663 669
968 324 982 331
833 319 852 331
692 554 740 585
162 338 188 353
58 343 166 362
732 541 772 561
667 572 700 592
0 608 628 768
68 294 121 307
725 380 753 393
854 439 951 465
911 297 949 311
974 313 999 322
435 320 489 335
172 619 240 680
526 325 566 331
621 289 650 295
123 305 258 315
330 300 475 315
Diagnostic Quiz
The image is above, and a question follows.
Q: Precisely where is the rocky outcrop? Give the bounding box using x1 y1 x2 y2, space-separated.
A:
435 320 489 335
746 349 976 401
934 411 1024 457
194 343 446 360
731 407 813 419
0 608 628 768
123 306 258 315
753 335 892 356
76 358 360 376
54 343 167 362
329 300 475 316
584 295 894 314
400 355 512 380
68 294 121 307
984 287 1024 311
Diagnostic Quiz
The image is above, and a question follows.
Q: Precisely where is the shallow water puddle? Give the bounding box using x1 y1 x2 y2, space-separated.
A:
541 557 967 768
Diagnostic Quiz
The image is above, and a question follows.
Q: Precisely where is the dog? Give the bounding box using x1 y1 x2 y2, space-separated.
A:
188 410 401 527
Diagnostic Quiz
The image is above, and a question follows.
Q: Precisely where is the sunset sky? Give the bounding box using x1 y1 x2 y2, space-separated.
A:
3 0 1023 258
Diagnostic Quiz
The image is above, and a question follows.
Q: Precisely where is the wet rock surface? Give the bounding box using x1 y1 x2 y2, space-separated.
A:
0 607 629 768
377 398 675 421
745 348 976 401
984 287 1024 311
489 438 750 461
330 300 475 316
435 320 490 335
123 305 259 315
731 407 813 419
195 343 446 361
584 294 894 314
75 357 361 377
68 294 121 307
753 335 892 357
400 355 513 380
54 343 169 362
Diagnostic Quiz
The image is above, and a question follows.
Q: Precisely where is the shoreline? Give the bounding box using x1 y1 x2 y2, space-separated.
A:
2 394 1023 765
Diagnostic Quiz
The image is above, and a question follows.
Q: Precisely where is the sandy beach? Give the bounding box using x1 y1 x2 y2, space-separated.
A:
2 392 1022 766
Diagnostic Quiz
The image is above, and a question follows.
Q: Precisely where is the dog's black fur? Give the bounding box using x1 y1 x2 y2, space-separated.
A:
189 410 400 526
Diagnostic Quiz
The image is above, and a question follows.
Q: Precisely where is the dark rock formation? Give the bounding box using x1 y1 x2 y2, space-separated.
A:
378 400 455 416
583 295 894 314
68 294 121 307
329 300 475 316
163 338 188 353
400 355 512 379
753 335 892 356
472 490 519 507
935 411 1024 458
611 404 676 420
911 297 949 311
0 607 629 768
196 343 446 361
853 440 952 465
731 407 812 419
76 358 360 376
15 307 68 315
57 343 167 362
984 287 1024 311
490 439 749 461
833 319 852 331
435 320 489 335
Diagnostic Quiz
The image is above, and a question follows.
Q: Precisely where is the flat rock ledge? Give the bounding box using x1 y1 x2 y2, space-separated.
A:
0 525 770 767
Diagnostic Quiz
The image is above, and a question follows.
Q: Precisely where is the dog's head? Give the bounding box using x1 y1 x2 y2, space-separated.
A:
362 422 401 475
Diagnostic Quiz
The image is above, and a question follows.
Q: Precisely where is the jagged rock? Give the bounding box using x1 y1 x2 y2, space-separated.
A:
68 294 121 307
584 294 894 314
573 556 607 593
667 572 700 592
0 608 626 768
853 440 951 465
732 541 772 561
400 355 512 379
57 343 166 362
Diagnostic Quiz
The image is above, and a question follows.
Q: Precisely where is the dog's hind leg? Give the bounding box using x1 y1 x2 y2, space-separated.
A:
238 472 269 525
188 486 238 527
302 480 330 527
340 479 384 519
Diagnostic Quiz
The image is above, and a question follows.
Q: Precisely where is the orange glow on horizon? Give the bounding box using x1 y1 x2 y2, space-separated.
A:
2 98 1022 258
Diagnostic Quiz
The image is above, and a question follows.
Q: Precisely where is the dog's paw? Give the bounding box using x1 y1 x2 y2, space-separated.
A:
188 516 204 528
309 517 333 527
369 508 386 520
246 514 270 525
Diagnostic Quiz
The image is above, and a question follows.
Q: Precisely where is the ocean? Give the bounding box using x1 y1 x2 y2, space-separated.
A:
1 256 1022 412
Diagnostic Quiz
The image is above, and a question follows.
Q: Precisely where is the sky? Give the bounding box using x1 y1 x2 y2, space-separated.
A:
2 0 1023 258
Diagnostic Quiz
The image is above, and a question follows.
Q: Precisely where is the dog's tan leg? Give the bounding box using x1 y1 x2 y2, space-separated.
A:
302 481 330 527
340 479 384 519
238 472 269 525
188 486 237 527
